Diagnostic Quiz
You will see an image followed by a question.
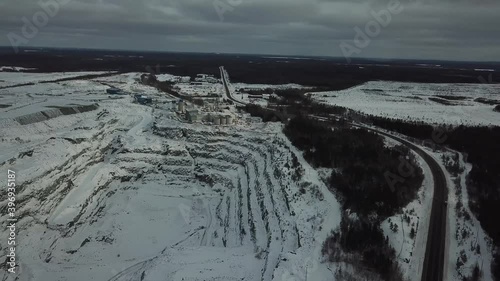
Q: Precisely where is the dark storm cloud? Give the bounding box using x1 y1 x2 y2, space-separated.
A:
0 0 499 60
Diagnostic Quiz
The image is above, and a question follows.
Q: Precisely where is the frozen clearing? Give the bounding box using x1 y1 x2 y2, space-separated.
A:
0 72 342 281
0 71 111 88
312 81 500 126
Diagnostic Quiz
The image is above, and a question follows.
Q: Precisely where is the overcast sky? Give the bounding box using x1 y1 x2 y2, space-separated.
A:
0 0 499 61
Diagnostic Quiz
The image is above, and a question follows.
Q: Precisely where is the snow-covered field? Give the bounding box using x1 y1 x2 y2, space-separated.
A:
174 82 223 97
0 72 343 281
0 71 111 88
312 81 500 126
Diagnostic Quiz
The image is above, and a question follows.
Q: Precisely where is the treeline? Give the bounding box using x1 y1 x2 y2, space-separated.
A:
268 88 349 117
6 49 498 87
283 116 422 280
245 104 289 123
284 116 423 217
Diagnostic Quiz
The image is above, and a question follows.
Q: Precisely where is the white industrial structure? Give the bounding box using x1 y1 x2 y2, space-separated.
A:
177 101 185 113
213 115 221 125
186 109 200 123
170 74 238 126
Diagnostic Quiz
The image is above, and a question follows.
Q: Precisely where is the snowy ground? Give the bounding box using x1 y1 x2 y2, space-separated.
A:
436 150 494 281
155 73 190 83
0 71 343 281
0 71 111 88
174 82 223 97
312 81 500 126
232 91 269 106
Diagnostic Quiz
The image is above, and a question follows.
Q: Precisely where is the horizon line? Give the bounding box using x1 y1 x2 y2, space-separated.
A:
0 45 500 65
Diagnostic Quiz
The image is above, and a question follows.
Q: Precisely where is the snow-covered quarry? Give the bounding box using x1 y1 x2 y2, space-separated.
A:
0 71 343 281
312 81 500 126
1 71 496 281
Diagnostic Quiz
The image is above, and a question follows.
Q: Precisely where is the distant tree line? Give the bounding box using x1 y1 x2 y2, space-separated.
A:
244 104 288 123
8 49 498 87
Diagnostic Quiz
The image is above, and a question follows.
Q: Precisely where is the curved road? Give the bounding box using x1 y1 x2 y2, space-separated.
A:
360 125 448 281
219 66 448 281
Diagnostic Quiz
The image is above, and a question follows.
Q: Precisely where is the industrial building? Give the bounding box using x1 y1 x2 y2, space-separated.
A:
195 74 218 83
186 109 200 123
213 115 221 125
177 101 185 113
171 84 236 126
207 114 234 126
106 88 126 95
134 94 153 105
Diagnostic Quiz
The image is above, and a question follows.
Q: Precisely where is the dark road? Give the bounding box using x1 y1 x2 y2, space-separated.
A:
360 127 448 281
